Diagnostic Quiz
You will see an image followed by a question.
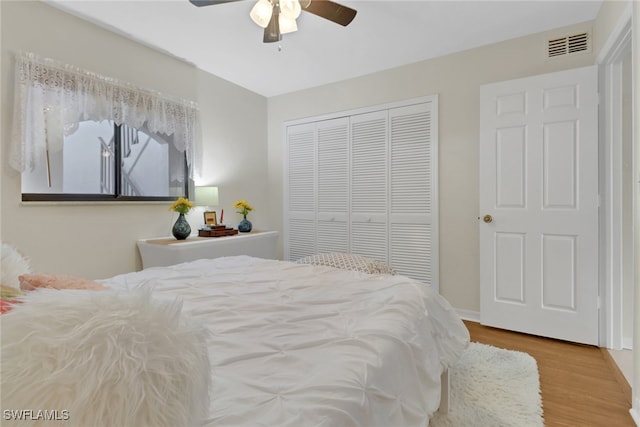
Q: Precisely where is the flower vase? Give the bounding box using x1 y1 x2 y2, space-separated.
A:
238 215 252 233
172 213 191 240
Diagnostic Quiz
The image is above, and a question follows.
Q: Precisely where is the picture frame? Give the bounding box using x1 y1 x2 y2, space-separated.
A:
203 211 217 226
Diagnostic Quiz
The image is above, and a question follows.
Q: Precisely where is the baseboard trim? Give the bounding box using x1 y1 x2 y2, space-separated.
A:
630 405 639 426
601 347 632 406
455 308 480 322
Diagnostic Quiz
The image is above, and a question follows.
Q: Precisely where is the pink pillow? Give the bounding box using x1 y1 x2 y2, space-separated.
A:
19 274 107 291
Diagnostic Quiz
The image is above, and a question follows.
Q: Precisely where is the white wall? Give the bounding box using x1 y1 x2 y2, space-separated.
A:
622 50 634 346
0 1 3 245
632 0 640 422
0 1 268 279
267 21 596 312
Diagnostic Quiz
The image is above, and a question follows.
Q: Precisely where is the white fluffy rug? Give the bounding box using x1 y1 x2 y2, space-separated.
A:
430 342 544 427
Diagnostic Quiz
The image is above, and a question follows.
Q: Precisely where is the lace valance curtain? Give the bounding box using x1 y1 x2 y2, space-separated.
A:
10 52 200 178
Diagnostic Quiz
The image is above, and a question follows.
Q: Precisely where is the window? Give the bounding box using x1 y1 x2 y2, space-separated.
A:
21 120 188 201
11 52 199 202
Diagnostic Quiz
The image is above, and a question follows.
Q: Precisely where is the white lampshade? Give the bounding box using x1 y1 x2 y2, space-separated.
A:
194 186 219 207
250 0 273 28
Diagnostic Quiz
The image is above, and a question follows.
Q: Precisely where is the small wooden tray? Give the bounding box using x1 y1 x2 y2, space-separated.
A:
198 227 239 237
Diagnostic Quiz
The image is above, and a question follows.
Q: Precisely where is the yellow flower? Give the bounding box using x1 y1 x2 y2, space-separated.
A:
233 199 254 216
169 197 194 214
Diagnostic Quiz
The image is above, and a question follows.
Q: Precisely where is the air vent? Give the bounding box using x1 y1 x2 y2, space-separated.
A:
547 32 590 58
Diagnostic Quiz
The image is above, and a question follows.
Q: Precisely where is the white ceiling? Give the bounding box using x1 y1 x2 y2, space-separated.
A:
44 0 603 97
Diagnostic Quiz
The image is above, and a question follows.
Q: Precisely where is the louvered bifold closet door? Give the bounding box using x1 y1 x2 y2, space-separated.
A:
317 118 350 254
389 102 437 287
286 123 316 261
350 110 389 262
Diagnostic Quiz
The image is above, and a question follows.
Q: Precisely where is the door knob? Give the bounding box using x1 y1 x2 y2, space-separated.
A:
483 214 493 223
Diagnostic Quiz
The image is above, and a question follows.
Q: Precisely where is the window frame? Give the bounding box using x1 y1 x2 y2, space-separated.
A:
21 122 190 203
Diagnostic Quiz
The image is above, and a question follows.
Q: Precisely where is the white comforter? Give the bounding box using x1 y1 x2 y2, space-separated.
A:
104 256 469 427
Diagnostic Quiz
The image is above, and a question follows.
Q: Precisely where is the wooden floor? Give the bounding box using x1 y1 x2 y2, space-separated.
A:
465 321 634 427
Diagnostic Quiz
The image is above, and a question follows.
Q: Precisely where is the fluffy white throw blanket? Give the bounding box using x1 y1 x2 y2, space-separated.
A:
1 288 211 427
1 243 31 287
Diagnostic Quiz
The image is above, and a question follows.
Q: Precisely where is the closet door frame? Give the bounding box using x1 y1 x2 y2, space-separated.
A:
283 95 439 290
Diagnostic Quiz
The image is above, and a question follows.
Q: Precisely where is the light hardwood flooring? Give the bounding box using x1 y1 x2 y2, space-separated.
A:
465 321 635 427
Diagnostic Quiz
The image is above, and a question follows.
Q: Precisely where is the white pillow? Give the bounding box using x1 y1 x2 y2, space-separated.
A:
296 252 397 275
1 288 211 427
1 243 32 287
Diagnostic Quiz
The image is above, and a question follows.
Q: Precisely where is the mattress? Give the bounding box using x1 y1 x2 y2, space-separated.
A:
103 255 469 427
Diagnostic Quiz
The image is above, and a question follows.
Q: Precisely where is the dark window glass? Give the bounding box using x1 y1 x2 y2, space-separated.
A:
21 120 188 201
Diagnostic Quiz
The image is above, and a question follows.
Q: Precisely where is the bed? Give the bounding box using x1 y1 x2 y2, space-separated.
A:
100 255 470 427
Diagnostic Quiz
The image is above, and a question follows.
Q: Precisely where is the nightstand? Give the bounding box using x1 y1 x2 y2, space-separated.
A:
137 230 278 269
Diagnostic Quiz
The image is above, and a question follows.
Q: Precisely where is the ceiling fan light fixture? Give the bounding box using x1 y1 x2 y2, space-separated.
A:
280 0 302 19
250 0 273 28
190 0 356 44
279 14 298 34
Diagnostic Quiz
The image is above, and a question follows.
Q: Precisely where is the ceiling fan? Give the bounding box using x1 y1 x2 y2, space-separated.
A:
188 0 357 43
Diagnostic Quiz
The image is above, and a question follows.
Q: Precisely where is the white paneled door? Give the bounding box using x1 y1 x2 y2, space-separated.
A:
286 122 316 260
317 117 350 254
350 110 389 261
479 66 599 345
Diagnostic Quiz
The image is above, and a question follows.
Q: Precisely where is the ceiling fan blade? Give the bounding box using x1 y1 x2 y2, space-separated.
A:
301 0 357 27
263 6 282 43
188 0 242 7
